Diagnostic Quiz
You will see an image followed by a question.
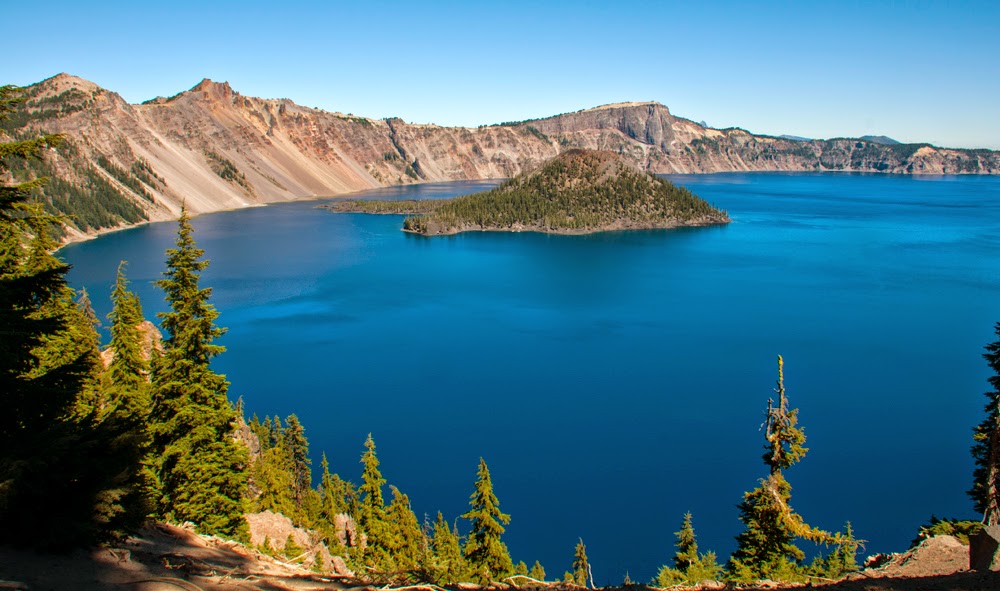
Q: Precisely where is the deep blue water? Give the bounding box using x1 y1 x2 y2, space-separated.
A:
62 174 1000 583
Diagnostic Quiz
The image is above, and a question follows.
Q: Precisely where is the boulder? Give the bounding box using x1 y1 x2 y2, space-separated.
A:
970 524 1000 571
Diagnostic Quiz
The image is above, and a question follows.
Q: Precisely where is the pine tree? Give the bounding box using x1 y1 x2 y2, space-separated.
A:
729 356 840 582
387 485 425 572
0 85 145 546
432 511 469 584
462 458 513 584
971 322 1000 523
283 414 312 503
319 453 349 519
357 433 393 573
529 560 546 581
149 205 248 538
107 261 150 395
674 512 698 570
572 538 590 587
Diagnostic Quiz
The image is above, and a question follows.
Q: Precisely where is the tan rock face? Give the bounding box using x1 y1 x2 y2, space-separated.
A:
10 74 1000 242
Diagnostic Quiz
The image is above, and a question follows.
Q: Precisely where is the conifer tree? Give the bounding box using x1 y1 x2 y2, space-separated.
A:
107 261 150 395
674 512 698 570
971 322 1000 523
657 513 722 586
729 356 841 582
149 205 248 538
283 414 312 503
432 511 469 584
572 538 591 587
462 458 513 584
319 453 350 518
387 485 425 571
514 560 529 575
529 560 546 581
357 433 393 573
0 86 145 546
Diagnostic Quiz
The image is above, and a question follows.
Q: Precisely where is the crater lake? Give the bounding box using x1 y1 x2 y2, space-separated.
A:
61 173 1000 583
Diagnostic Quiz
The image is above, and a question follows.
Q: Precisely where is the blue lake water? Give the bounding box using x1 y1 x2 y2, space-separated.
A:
62 174 1000 583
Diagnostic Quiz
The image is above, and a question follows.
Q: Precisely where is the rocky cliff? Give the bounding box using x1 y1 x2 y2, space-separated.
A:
4 74 997 240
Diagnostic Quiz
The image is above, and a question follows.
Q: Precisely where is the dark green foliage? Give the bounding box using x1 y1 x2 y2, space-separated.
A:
357 433 394 573
913 516 983 546
283 414 311 503
729 356 841 583
807 522 858 580
96 154 155 202
149 206 248 538
106 261 149 393
431 511 470 584
386 485 425 573
319 452 352 521
403 150 728 234
204 150 252 191
284 534 304 561
971 322 1000 522
325 199 446 215
462 458 513 584
572 538 590 587
674 512 698 570
529 560 546 581
0 85 146 546
656 513 722 587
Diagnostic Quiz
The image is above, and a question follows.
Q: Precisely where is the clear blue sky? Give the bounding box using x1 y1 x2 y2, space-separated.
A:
4 0 999 148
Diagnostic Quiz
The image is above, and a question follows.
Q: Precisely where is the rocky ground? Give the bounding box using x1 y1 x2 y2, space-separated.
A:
2 530 998 591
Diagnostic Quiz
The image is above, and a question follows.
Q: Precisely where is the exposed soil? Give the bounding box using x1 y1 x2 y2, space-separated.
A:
2 531 998 591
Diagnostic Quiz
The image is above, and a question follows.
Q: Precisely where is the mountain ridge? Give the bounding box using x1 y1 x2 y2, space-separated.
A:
4 73 998 242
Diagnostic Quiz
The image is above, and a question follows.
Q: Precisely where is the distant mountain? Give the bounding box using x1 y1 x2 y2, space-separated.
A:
4 74 998 241
860 135 901 145
779 134 813 142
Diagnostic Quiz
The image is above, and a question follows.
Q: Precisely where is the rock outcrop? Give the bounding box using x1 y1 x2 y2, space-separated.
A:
6 74 999 242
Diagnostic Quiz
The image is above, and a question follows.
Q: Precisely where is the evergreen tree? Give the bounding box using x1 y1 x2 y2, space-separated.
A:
674 512 698 570
514 560 528 575
729 356 841 582
462 458 513 584
0 86 145 546
387 485 425 572
107 261 149 395
971 322 1000 523
319 453 350 519
149 206 248 538
572 538 590 587
283 414 312 503
432 511 469 584
529 560 546 581
357 433 393 573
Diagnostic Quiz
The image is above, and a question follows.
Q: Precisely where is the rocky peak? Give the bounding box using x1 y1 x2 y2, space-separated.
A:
189 78 236 101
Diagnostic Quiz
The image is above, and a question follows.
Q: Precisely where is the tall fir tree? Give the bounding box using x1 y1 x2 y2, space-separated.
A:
357 433 394 573
971 322 1000 523
1 85 145 546
462 458 513 584
572 538 591 587
656 513 722 586
283 414 312 503
149 205 248 538
674 512 698 570
107 261 150 395
729 356 840 582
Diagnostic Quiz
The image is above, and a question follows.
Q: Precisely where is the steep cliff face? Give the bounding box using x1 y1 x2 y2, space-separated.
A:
4 74 997 240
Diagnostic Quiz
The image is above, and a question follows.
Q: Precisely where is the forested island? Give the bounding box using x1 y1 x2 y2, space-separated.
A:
327 150 730 236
